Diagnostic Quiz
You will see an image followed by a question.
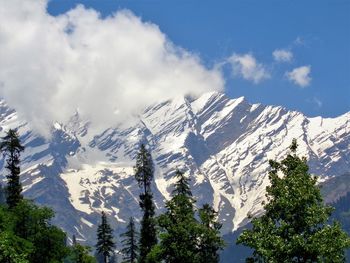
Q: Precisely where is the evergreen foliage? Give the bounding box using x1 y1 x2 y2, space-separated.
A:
120 217 139 263
0 129 71 263
67 242 96 263
198 204 225 263
149 170 224 263
96 211 115 263
0 231 31 263
237 139 350 262
0 199 70 262
150 170 198 263
0 129 24 208
14 199 69 262
134 144 157 263
134 144 154 194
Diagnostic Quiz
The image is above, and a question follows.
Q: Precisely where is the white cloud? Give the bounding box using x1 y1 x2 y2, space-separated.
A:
227 53 270 84
0 0 224 137
272 49 293 62
285 66 312 87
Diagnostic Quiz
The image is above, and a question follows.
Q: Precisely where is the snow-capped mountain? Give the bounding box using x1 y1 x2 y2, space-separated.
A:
0 92 349 245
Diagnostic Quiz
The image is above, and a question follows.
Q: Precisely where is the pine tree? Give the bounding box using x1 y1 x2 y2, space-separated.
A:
152 170 200 263
0 130 71 262
198 204 225 263
237 139 350 262
120 217 139 263
96 211 115 263
134 144 157 262
134 144 154 195
0 129 24 208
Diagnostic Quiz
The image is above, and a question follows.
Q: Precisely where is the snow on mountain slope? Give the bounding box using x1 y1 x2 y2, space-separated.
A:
0 92 349 245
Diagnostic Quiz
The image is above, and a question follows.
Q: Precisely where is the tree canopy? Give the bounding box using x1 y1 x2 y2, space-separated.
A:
96 211 115 263
148 170 224 263
0 129 24 208
237 139 350 262
120 217 139 263
134 144 157 263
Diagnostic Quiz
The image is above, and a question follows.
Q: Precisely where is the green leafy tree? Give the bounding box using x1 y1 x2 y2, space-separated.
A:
13 199 54 239
31 224 69 262
237 139 350 263
0 199 69 263
0 231 32 263
0 129 24 208
120 217 139 263
0 129 71 262
134 144 157 262
151 170 200 263
198 204 225 263
13 199 69 262
96 211 115 263
0 205 12 231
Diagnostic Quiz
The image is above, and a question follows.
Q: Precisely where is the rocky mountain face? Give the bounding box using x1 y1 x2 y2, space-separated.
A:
0 92 349 250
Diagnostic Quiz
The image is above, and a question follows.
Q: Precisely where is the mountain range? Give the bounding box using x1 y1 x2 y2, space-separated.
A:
0 92 349 260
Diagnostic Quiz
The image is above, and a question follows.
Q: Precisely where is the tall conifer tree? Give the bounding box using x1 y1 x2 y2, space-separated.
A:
134 144 157 262
120 217 139 263
148 171 225 263
153 170 199 263
0 129 24 208
96 212 115 263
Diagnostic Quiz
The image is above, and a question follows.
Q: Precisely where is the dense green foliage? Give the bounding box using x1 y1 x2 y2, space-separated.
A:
134 144 157 263
120 217 139 263
0 129 24 208
148 170 224 263
0 199 70 262
66 243 96 263
155 170 198 263
237 139 350 262
96 211 115 263
0 129 94 263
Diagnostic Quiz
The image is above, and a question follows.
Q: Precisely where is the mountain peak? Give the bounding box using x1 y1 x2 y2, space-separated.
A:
0 94 348 245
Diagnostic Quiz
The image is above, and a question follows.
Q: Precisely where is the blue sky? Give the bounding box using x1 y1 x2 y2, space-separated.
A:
48 0 350 117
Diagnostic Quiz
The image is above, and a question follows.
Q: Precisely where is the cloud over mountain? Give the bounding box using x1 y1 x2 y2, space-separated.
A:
0 0 224 136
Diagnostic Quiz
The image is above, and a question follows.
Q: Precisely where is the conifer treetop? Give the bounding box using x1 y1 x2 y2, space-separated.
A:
237 139 350 263
134 144 154 194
